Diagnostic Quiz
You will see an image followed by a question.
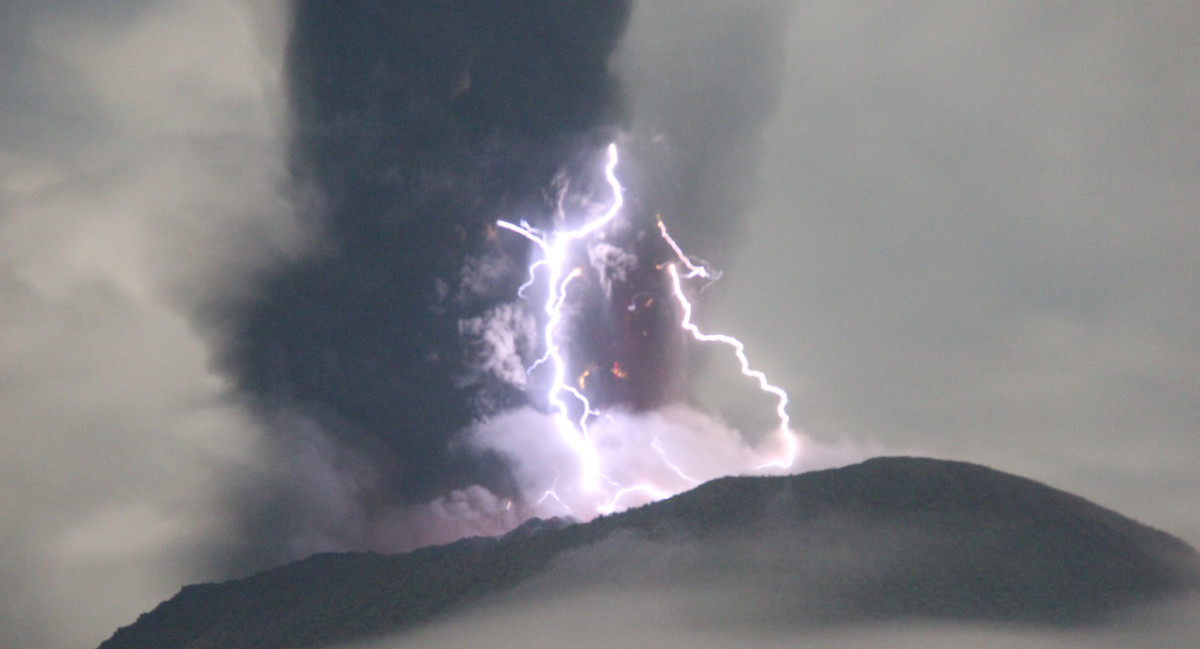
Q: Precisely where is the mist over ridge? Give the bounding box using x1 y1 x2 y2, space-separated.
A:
97 458 1200 649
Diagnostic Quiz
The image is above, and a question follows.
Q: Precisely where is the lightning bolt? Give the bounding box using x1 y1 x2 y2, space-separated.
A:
496 142 798 517
665 262 799 469
658 215 798 468
497 143 623 495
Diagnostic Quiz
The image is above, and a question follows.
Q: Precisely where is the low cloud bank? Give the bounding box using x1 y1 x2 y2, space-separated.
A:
341 531 1200 649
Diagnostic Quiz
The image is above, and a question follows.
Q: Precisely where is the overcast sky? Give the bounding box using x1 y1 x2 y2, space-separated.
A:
1 1 1197 648
642 0 1200 545
618 0 1200 533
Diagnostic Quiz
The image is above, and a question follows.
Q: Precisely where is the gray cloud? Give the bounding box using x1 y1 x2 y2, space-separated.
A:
0 1 297 647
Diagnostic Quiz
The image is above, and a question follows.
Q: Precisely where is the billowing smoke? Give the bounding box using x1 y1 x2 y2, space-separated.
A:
217 0 630 504
206 0 857 567
207 0 637 564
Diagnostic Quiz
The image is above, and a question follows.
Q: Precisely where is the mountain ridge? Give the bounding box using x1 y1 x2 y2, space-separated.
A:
96 457 1200 649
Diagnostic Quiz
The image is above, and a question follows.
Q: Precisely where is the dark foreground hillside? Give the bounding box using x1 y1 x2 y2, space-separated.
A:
96 457 1200 649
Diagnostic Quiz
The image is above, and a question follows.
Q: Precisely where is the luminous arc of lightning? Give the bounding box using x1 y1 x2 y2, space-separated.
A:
498 143 624 494
497 142 796 515
665 263 798 469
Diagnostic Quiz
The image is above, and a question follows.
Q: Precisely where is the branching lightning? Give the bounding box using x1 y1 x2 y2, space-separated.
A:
496 142 799 517
497 143 625 493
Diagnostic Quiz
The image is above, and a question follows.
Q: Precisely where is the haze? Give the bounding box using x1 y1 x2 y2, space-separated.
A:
0 1 1196 648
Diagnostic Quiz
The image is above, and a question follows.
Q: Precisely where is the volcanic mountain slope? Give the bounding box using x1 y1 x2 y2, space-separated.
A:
96 457 1200 649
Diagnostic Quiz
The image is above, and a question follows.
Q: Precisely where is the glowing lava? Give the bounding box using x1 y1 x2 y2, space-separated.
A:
496 142 799 517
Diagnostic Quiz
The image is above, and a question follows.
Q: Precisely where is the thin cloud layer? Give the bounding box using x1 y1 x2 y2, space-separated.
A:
340 532 1200 649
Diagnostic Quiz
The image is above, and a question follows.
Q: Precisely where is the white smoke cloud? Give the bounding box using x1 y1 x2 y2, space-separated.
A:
587 240 638 299
464 404 871 521
262 402 873 558
457 303 538 388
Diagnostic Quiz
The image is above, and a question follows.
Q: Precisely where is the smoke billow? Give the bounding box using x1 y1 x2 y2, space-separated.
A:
465 405 866 519
221 0 629 496
206 0 846 567
211 0 645 564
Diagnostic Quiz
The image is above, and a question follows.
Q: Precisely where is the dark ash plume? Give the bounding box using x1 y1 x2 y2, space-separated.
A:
212 0 632 562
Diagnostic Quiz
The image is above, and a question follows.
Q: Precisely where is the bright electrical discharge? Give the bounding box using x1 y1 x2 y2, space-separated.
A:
497 143 798 516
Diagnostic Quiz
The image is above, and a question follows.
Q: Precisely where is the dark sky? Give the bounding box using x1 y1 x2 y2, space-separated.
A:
0 1 1197 648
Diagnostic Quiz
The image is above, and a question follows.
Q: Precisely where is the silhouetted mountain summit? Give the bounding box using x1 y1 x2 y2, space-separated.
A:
96 458 1200 649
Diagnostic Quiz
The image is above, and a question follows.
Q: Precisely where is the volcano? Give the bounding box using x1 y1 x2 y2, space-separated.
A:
95 457 1200 649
